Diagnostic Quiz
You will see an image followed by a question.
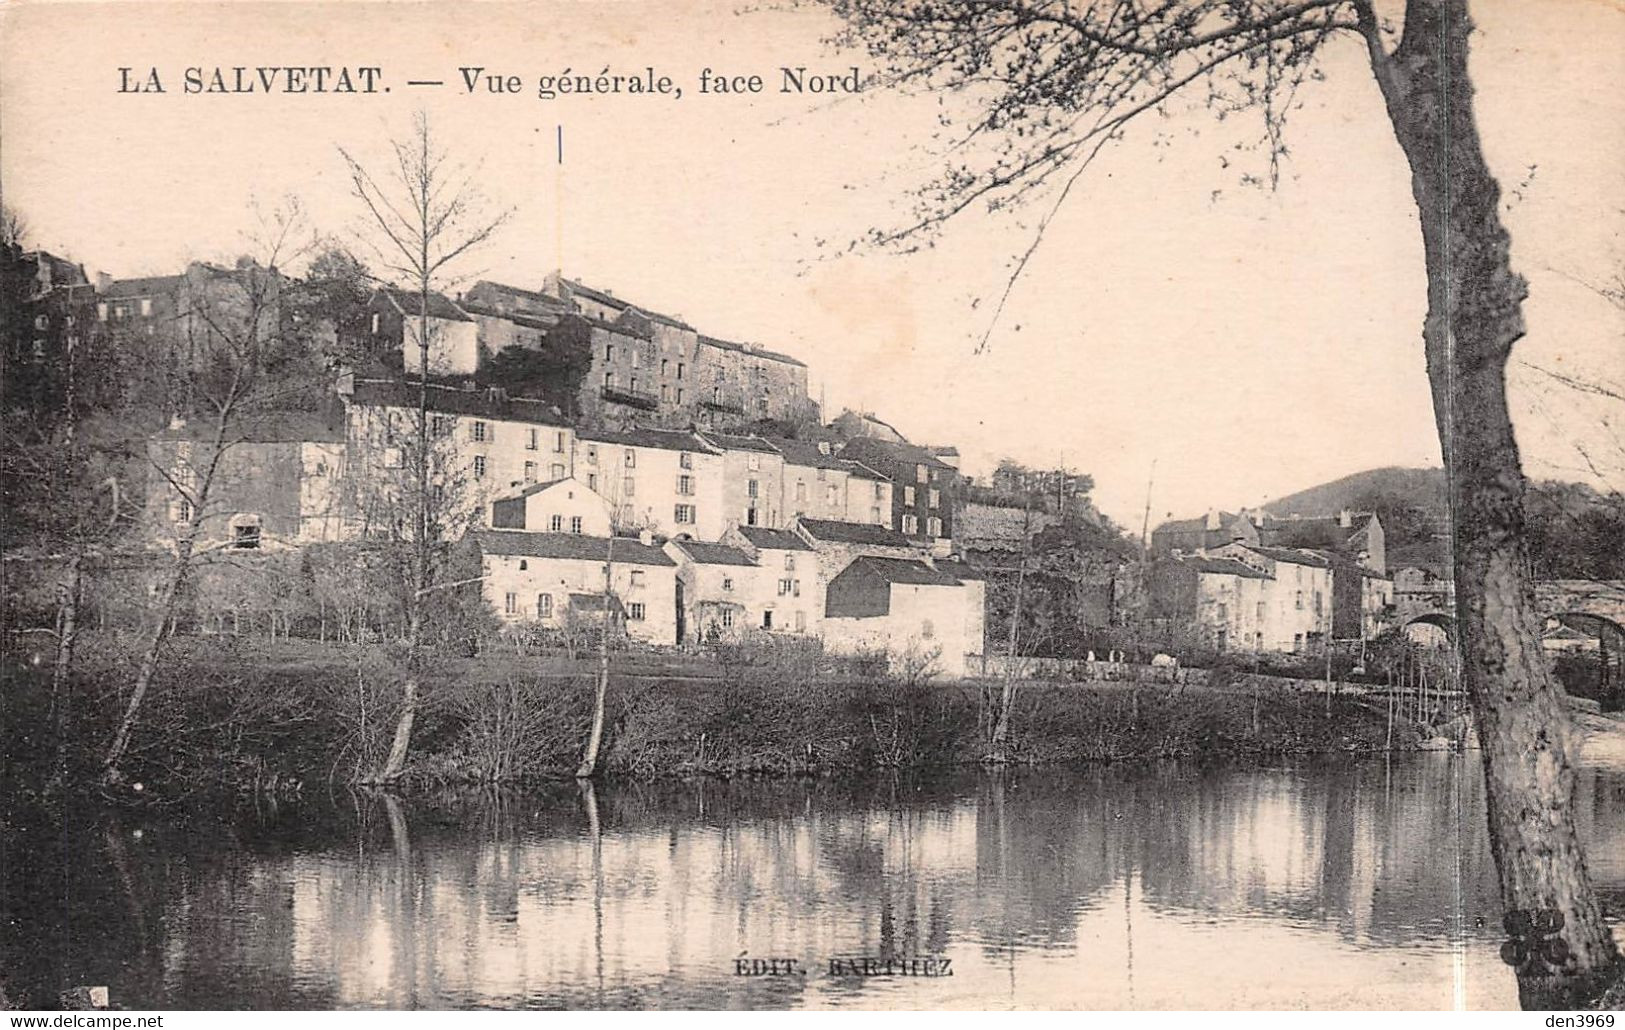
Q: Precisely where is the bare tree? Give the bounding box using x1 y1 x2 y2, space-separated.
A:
103 201 312 783
828 0 1622 1006
1 203 29 248
339 112 512 782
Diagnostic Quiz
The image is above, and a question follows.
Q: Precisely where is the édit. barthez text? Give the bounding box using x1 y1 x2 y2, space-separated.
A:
115 66 863 100
735 956 953 977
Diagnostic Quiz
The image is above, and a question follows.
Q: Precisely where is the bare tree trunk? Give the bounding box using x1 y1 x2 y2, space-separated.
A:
49 556 83 789
576 538 616 779
378 607 422 782
990 500 1033 762
1361 0 1622 1005
103 543 192 783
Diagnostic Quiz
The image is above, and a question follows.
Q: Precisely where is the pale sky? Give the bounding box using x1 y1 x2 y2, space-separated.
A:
2 0 1621 525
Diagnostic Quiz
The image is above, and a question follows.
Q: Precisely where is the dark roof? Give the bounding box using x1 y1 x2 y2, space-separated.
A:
837 437 955 475
770 436 847 470
578 426 712 453
378 287 472 322
696 431 780 454
1178 556 1271 579
460 304 560 331
492 478 571 502
349 379 569 427
1242 545 1333 568
569 593 627 614
735 526 812 552
696 334 806 368
562 278 695 331
672 541 758 567
842 460 888 482
796 518 914 548
849 556 962 587
104 274 184 298
473 530 675 567
1154 512 1245 536
1259 513 1374 551
933 557 987 581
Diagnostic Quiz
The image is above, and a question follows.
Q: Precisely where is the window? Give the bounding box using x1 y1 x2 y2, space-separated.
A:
678 475 694 495
921 619 935 640
929 489 940 508
554 431 566 453
794 611 806 633
434 415 452 436
1293 633 1304 653
505 592 519 615
550 463 565 480
661 384 672 402
631 376 640 394
628 602 646 621
927 516 942 537
550 514 563 532
721 608 735 629
662 358 669 375
586 446 598 466
903 514 919 534
816 467 826 481
34 314 48 331
1216 603 1229 622
231 516 261 549
1256 602 1266 620
631 350 640 369
827 484 838 506
874 482 884 499
473 455 487 478
747 454 759 472
871 506 882 523
722 576 734 592
677 388 684 404
784 554 796 571
679 451 693 469
623 476 635 497
630 570 645 587
904 486 916 505
538 594 553 619
795 481 807 502
762 610 774 630
570 516 583 534
604 372 615 389
748 479 759 498
1295 590 1304 610
605 343 614 361
526 428 538 451
175 499 192 523
586 474 598 491
778 578 794 596
525 461 538 483
472 420 488 442
97 302 108 322
675 504 695 524
625 450 636 468
746 507 758 526
677 362 685 379
916 464 928 483
519 560 528 570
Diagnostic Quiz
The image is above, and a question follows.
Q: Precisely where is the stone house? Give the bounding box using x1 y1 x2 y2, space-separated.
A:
573 427 724 540
363 287 479 376
664 538 758 643
471 529 677 645
822 556 985 677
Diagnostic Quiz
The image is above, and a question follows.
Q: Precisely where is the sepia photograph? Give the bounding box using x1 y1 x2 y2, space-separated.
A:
1 0 1622 1014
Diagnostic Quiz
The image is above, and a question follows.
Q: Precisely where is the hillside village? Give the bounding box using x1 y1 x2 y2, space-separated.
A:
6 244 1617 681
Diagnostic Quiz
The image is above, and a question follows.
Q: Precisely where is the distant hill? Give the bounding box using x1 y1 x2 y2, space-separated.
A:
1264 466 1447 520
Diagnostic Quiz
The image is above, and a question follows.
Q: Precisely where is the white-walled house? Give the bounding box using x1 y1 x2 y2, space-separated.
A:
1213 543 1336 652
574 428 725 540
489 476 612 535
470 529 677 646
725 525 823 636
822 556 984 677
365 288 480 376
664 539 758 643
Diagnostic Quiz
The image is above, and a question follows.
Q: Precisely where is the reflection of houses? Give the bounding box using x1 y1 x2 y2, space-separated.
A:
471 529 676 645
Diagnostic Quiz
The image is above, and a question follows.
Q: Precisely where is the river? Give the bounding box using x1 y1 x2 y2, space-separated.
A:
4 755 1623 1009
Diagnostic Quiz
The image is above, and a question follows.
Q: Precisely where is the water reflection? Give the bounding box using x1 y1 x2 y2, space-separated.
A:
4 756 1623 1010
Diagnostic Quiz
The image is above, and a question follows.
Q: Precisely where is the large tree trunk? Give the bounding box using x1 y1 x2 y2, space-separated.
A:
1365 0 1621 1006
377 607 422 782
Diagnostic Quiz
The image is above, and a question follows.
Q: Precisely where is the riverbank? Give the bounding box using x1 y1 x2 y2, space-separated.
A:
3 635 1430 800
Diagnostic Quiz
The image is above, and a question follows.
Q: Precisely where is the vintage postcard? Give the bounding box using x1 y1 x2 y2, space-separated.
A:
1 0 1622 1015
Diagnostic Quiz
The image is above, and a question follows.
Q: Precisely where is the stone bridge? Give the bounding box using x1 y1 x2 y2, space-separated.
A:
1397 580 1625 636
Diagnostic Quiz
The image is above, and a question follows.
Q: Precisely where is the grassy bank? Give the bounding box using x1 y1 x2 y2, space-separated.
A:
1 635 1426 800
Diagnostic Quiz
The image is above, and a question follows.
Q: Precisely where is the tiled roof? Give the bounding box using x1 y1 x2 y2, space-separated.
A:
563 278 695 331
696 334 806 368
696 431 781 454
379 287 472 322
672 541 758 567
153 410 344 444
1179 555 1271 579
474 530 675 567
1242 545 1333 568
103 274 184 298
796 518 914 548
492 478 570 502
460 304 560 331
850 556 962 587
770 437 848 470
1259 513 1374 551
933 557 987 581
735 526 812 552
349 378 569 427
578 426 713 453
837 437 955 474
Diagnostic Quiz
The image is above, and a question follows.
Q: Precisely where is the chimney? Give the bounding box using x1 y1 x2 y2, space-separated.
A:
95 271 113 294
1338 509 1352 528
818 441 831 456
637 529 653 546
1205 509 1221 532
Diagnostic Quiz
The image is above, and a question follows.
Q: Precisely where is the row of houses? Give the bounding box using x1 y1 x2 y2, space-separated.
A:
468 475 985 671
1148 509 1395 652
